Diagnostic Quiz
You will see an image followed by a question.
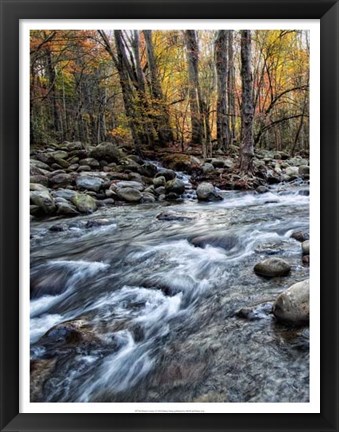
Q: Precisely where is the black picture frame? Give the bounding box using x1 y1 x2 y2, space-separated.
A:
0 0 338 431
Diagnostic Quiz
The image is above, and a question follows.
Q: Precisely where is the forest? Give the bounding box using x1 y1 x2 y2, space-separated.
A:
30 29 309 168
30 29 310 405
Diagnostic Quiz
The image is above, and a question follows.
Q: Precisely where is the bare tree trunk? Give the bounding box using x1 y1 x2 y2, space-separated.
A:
227 30 236 143
144 30 174 145
240 30 254 172
184 30 204 145
215 30 230 151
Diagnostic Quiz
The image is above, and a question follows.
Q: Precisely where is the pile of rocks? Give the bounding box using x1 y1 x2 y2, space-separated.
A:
30 142 189 218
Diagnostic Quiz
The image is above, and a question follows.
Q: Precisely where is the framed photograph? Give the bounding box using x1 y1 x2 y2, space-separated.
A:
0 0 338 431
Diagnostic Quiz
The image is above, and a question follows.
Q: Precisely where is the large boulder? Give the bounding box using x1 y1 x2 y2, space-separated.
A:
254 257 291 277
273 279 309 325
196 182 223 202
71 193 97 213
165 178 185 195
30 190 56 215
75 176 105 192
89 142 125 163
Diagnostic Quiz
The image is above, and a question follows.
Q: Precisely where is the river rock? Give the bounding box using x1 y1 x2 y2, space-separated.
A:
77 165 92 172
56 201 79 216
71 193 97 213
53 156 70 169
30 190 56 215
52 189 77 201
50 150 68 160
49 173 74 188
75 176 104 192
254 257 291 277
89 142 125 163
115 187 142 203
256 185 269 194
302 240 310 255
113 180 144 191
138 162 158 178
202 163 214 174
298 165 309 177
142 193 156 203
273 279 309 325
30 175 49 187
30 183 48 191
165 178 185 195
155 168 176 181
285 166 299 177
291 230 309 242
190 233 237 250
196 182 223 201
153 176 166 187
78 157 100 168
30 159 51 171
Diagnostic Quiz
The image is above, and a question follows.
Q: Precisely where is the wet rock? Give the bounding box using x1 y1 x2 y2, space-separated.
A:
78 157 100 168
298 189 309 196
254 257 291 278
52 189 77 201
30 175 49 187
85 218 112 228
75 176 104 192
141 193 156 203
236 302 273 321
49 173 74 188
156 210 192 221
155 168 176 181
113 180 144 191
302 255 310 265
71 193 97 213
89 142 125 163
138 162 158 178
53 156 70 169
115 187 142 203
165 178 185 195
190 233 237 250
298 165 310 177
273 279 309 325
30 183 48 191
77 165 92 172
56 201 79 216
30 358 57 402
202 163 214 174
302 240 309 255
291 231 309 242
153 176 166 187
30 190 56 215
256 185 269 194
154 186 166 195
196 182 223 201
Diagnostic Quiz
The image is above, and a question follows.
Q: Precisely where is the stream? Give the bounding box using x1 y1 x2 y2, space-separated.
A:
30 178 310 403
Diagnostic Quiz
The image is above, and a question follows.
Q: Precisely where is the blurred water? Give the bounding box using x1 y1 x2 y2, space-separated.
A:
30 182 309 402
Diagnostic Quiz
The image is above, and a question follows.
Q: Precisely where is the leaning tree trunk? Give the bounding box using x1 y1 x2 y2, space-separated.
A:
143 30 174 145
215 30 230 151
240 30 254 172
184 30 204 145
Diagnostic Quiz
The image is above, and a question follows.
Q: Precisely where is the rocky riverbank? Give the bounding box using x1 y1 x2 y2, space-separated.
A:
30 141 309 219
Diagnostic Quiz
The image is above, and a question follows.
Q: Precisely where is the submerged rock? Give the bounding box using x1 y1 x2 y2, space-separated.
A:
254 257 291 278
273 279 309 325
190 233 237 251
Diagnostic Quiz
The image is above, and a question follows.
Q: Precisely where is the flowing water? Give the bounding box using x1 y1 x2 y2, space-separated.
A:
30 178 310 403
